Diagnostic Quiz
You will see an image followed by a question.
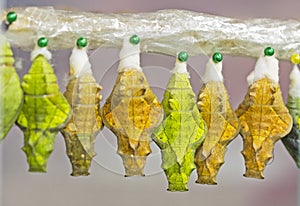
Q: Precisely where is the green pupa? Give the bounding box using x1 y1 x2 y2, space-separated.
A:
0 34 23 141
152 52 206 192
16 37 71 172
282 56 300 168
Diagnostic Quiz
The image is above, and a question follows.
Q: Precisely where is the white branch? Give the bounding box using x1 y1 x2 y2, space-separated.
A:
2 7 300 60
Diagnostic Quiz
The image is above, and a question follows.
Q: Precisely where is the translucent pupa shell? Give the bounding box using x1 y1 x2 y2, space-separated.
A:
236 77 292 179
195 81 240 184
102 68 163 176
0 34 23 141
61 67 103 176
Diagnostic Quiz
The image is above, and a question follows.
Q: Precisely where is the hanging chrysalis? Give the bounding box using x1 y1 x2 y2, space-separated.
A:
61 37 103 176
281 54 300 168
0 12 23 141
195 53 240 184
102 35 163 176
235 47 293 179
16 37 71 172
152 52 206 192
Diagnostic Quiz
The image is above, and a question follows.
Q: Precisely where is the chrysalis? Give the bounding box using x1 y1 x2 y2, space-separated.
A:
235 47 292 179
102 35 163 176
152 52 206 192
281 54 300 168
16 37 71 172
0 34 23 141
195 53 240 184
61 37 103 176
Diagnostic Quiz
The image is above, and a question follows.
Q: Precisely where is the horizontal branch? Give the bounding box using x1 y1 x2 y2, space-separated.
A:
2 7 300 60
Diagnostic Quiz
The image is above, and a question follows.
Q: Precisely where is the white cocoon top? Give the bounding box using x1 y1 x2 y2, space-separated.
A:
288 64 300 98
31 46 52 61
69 47 92 77
172 59 190 77
247 54 279 85
203 58 223 83
118 37 142 72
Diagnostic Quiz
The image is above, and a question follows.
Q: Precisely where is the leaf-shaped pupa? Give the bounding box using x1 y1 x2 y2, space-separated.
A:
236 51 292 179
16 45 71 172
281 64 300 168
61 45 103 176
0 34 23 141
152 57 206 192
195 56 240 185
102 36 163 176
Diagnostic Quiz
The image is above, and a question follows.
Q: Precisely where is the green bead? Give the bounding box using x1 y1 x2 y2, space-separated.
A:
76 37 88 49
37 37 48 48
177 51 189 62
212 52 223 63
264 47 275 56
129 35 140 45
6 11 17 24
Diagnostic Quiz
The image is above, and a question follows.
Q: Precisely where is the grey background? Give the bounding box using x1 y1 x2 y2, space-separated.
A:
1 0 299 206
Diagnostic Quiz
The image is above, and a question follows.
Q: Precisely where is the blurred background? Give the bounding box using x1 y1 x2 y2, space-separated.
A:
1 0 299 206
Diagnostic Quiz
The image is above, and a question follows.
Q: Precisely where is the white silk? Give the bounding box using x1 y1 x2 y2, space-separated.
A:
247 54 279 85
